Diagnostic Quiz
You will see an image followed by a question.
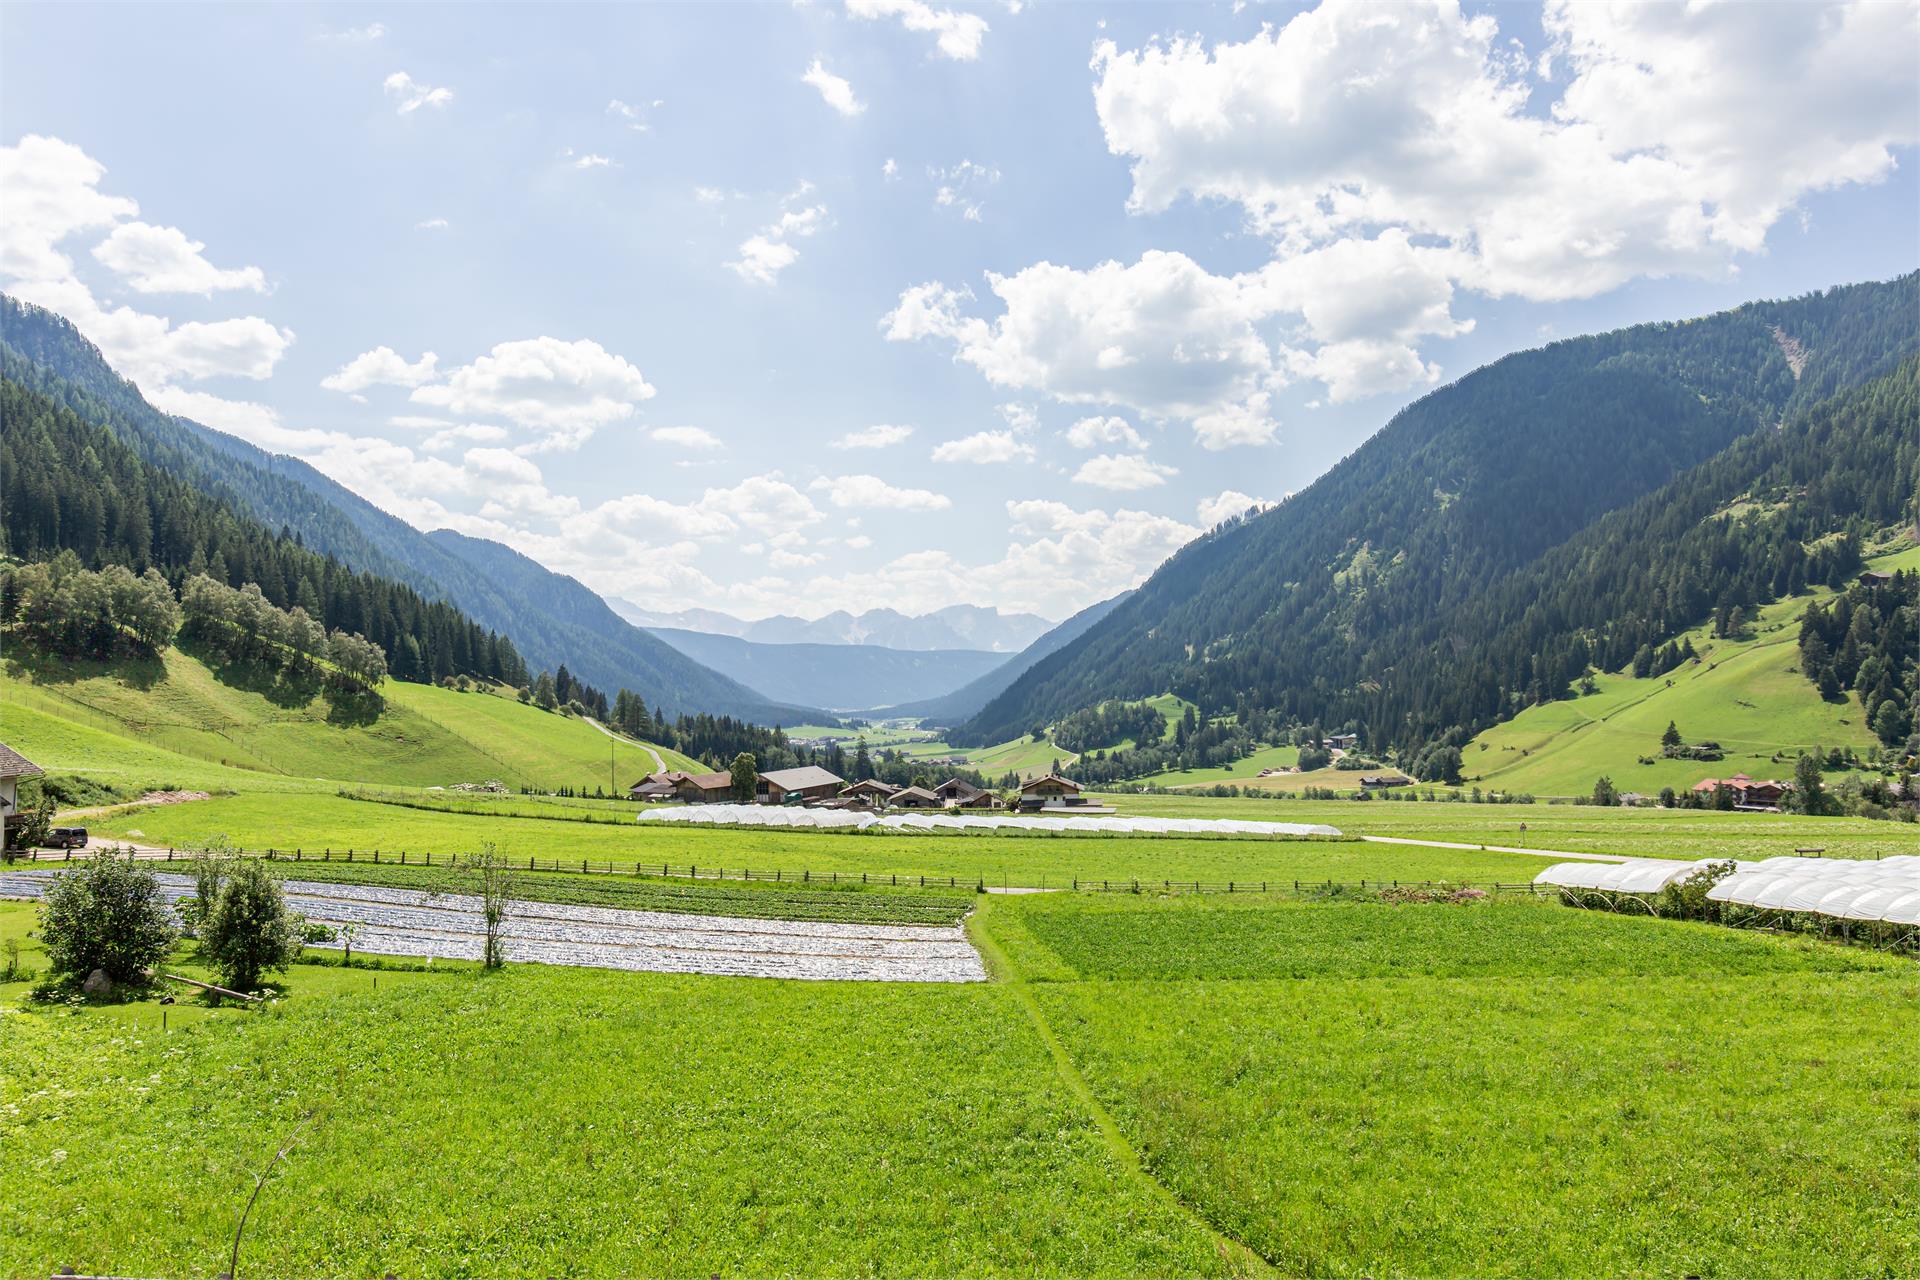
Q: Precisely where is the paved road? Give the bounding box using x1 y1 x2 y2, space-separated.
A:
0 870 986 983
1360 834 1630 864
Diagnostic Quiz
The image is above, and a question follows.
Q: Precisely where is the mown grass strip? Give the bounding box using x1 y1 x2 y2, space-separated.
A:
970 897 1277 1277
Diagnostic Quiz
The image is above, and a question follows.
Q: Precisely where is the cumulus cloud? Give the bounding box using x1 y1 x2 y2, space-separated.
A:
650 425 723 450
1073 453 1176 490
414 217 449 230
931 429 1034 464
1196 489 1273 527
802 59 865 116
383 71 453 113
321 346 439 394
846 0 989 61
90 222 267 295
410 336 655 450
1065 415 1145 450
727 191 827 285
810 474 953 511
1092 0 1917 300
832 424 914 448
882 251 1283 448
422 423 510 452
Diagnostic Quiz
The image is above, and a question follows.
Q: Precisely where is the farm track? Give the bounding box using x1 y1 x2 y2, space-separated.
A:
0 870 988 983
969 901 1276 1277
1360 834 1632 863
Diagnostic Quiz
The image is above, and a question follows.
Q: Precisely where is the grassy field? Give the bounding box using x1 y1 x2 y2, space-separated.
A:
80 791 1580 886
896 731 1078 779
981 892 1916 1278
0 645 697 794
0 948 1238 1276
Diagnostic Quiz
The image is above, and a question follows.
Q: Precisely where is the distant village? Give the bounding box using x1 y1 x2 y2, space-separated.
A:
628 767 1115 815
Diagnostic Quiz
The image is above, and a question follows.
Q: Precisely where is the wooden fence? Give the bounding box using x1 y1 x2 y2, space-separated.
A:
3 844 1547 897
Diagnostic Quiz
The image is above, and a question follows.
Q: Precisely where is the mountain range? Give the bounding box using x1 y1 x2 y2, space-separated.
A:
0 295 826 726
608 601 1054 653
953 274 1920 757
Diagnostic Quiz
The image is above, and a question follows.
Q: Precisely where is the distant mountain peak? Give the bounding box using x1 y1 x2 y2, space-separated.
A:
605 598 1055 652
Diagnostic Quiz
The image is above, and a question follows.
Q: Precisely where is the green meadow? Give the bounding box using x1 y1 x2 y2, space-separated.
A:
5 887 1909 1276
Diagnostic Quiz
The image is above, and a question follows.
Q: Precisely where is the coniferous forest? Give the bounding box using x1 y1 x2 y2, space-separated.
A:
958 276 1920 765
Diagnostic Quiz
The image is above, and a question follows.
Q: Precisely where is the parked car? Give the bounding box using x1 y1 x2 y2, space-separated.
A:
44 827 88 850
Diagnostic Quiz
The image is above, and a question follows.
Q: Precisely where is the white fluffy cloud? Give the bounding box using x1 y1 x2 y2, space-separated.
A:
1196 489 1273 527
846 0 989 60
727 194 827 286
650 425 723 450
410 337 655 449
931 429 1034 464
1064 415 1145 450
883 251 1283 448
810 474 953 511
1073 453 1176 491
0 136 292 419
321 346 439 394
802 59 865 117
1092 0 1917 301
383 71 453 114
832 424 914 448
91 222 267 295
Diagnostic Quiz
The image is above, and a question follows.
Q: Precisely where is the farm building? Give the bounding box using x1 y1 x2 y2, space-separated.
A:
888 786 942 809
1322 733 1359 751
841 779 901 802
1691 774 1789 811
0 741 44 851
756 766 845 805
1014 774 1111 813
934 778 985 806
1358 774 1413 789
672 771 736 804
629 771 690 801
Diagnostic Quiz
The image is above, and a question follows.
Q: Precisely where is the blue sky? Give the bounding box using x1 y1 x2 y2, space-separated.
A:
4 0 1915 622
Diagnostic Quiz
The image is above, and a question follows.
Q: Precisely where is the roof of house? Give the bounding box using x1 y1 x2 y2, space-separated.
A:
0 742 44 781
889 785 941 803
1019 774 1080 793
936 777 984 797
844 778 900 794
759 765 845 791
677 771 734 791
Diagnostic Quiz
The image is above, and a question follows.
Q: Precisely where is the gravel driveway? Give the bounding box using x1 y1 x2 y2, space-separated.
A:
0 871 985 984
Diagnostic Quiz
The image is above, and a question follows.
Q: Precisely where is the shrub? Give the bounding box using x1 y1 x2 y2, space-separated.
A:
199 859 303 991
1656 860 1737 921
38 851 176 985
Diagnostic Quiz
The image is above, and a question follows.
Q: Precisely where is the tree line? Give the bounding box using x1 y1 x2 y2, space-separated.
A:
0 374 528 689
1799 571 1917 747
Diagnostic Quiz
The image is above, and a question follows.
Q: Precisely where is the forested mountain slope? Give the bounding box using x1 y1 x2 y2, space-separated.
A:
883 591 1129 726
645 628 1008 711
958 274 1920 752
0 296 818 724
0 377 525 688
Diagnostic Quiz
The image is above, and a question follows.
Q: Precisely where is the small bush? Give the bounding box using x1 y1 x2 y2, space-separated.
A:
38 851 176 986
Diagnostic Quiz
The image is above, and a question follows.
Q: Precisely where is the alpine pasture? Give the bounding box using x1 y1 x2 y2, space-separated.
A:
3 650 1914 1276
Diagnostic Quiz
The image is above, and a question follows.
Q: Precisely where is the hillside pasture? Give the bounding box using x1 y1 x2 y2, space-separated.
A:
0 646 691 794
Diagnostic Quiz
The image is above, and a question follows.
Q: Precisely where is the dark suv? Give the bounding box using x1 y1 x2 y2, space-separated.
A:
44 827 89 850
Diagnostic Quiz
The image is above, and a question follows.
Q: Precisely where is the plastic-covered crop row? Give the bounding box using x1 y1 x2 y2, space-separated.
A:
1535 854 1920 924
637 804 1341 840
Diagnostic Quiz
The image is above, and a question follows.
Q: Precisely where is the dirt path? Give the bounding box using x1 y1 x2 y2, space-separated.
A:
55 790 212 822
585 717 665 772
1359 834 1630 863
